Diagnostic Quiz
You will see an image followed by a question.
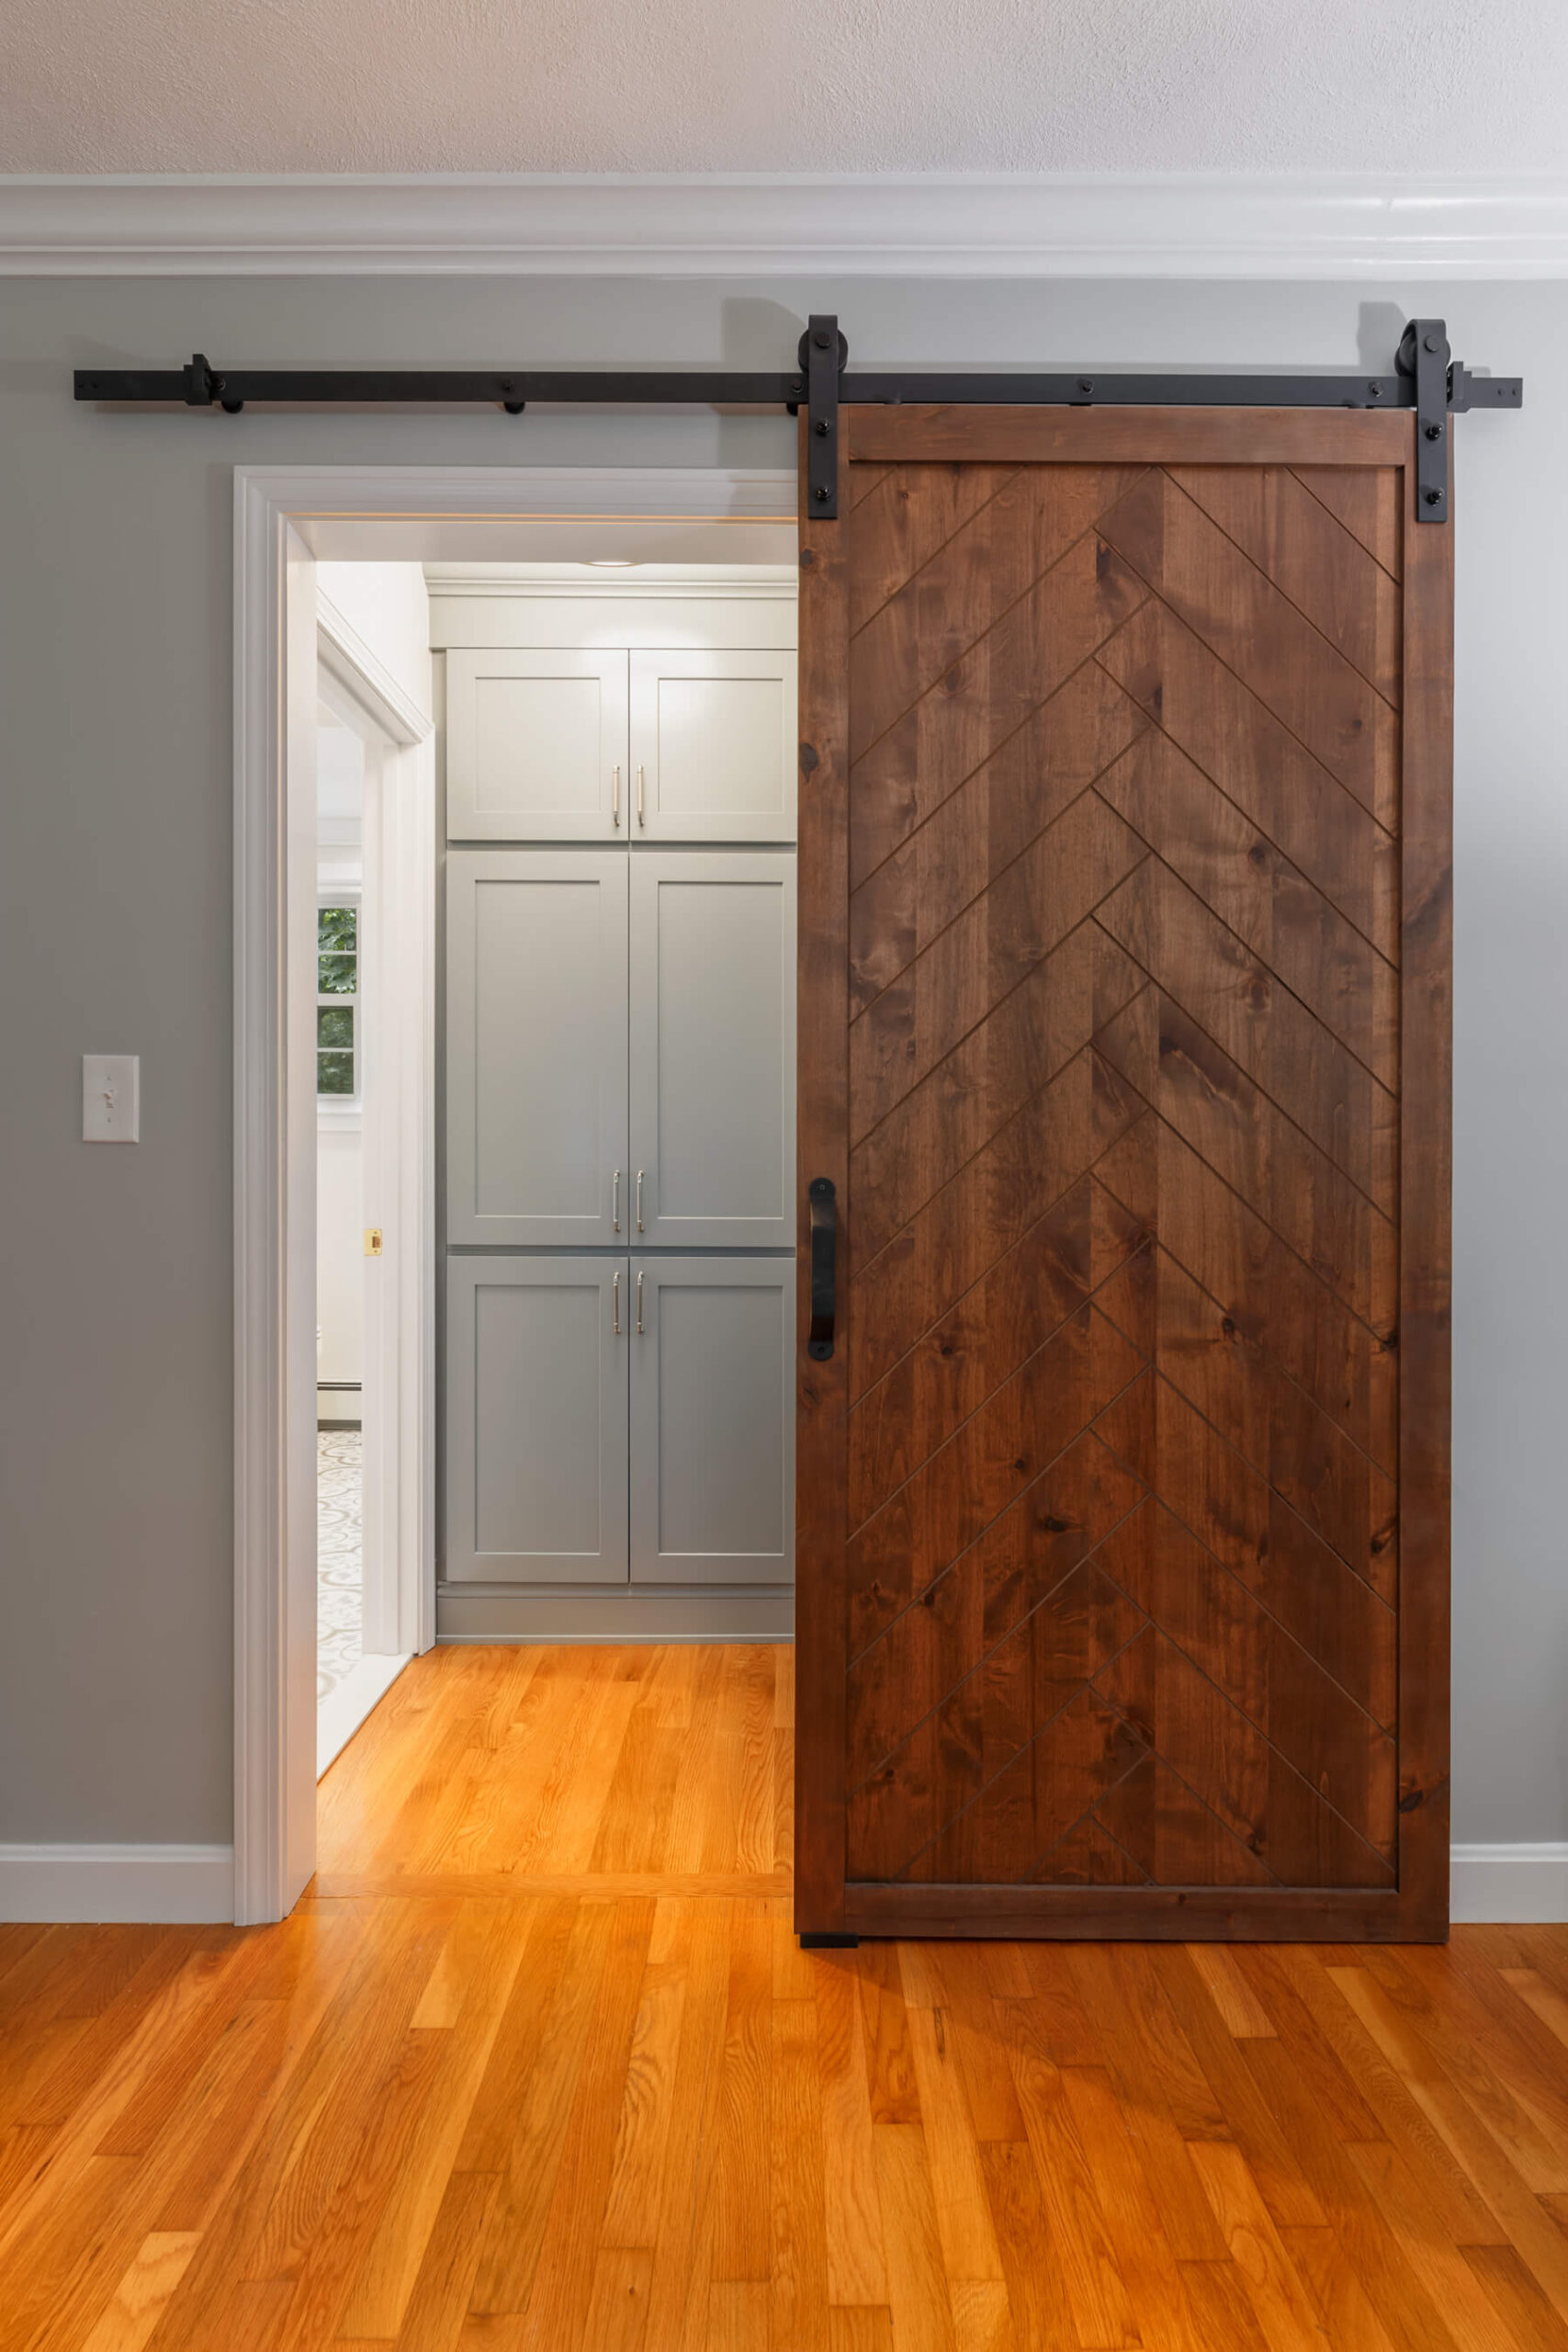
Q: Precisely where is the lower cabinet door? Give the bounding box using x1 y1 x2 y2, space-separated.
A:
630 1256 794 1586
446 1256 628 1584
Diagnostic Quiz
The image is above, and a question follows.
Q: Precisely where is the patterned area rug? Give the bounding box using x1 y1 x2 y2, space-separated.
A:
318 1429 363 1702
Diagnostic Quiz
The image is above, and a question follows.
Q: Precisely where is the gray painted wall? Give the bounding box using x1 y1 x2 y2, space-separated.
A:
0 275 1560 1849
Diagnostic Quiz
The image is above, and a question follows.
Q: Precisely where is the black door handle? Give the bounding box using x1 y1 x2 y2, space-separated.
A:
808 1177 836 1361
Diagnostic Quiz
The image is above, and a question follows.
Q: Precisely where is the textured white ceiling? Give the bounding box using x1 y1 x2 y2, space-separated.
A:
5 0 1565 175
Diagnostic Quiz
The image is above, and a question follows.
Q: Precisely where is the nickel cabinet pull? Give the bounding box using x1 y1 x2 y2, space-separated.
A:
636 1270 645 1334
612 763 622 827
613 1271 621 1335
637 763 646 827
612 1169 621 1231
636 1170 645 1232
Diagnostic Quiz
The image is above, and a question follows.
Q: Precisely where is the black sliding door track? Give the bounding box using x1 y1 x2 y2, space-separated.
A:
72 316 1521 525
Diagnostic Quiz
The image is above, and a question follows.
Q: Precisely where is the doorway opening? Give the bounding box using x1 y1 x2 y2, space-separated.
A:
236 466 799 1923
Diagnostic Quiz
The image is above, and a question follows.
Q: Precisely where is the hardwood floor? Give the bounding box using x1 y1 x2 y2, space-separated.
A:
4 1644 1568 2350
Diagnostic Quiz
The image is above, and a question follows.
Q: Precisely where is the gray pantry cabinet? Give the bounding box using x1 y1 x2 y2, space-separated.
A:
441 618 796 1603
445 1252 794 1589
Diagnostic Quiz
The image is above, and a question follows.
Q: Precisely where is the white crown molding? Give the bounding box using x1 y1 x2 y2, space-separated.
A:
0 1843 234 1923
3 173 1568 278
1451 1843 1568 1924
317 591 433 746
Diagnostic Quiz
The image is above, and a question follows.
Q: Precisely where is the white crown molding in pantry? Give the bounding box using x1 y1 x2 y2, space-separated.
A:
3 173 1568 277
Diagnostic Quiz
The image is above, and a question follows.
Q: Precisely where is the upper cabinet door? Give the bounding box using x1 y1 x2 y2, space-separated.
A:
446 649 629 841
447 850 629 1247
629 853 795 1248
629 650 797 842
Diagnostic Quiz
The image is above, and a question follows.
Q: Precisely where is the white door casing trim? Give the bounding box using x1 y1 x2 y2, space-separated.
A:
234 463 798 1925
7 172 1568 277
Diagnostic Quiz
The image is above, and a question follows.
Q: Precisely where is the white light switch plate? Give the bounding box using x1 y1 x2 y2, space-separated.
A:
83 1054 140 1142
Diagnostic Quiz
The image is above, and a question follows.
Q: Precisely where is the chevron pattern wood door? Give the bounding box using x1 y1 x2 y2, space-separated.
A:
795 407 1452 1942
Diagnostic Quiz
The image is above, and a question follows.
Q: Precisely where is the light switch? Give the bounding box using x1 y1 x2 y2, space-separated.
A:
83 1054 140 1143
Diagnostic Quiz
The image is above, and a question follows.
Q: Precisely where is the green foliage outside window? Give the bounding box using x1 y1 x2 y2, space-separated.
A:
317 902 358 1097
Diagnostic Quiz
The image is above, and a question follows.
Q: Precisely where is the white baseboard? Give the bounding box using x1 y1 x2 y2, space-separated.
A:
0 1843 234 1924
435 1588 794 1642
4 173 1567 279
318 1651 412 1778
0 1832 1555 1928
1450 1844 1568 1924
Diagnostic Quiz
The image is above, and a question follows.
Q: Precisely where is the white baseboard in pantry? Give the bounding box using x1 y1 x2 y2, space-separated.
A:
0 1843 234 1924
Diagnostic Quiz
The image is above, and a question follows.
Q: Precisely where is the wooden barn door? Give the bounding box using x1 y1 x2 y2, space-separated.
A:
794 406 1452 1941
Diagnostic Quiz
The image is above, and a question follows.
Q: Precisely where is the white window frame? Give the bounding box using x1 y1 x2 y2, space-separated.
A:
315 884 362 1118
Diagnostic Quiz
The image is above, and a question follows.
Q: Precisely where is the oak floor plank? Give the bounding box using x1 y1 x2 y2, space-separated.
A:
390 2168 502 2352
512 1898 655 2352
336 1896 531 2336
905 2000 1003 2286
1187 2137 1335 2352
873 2123 960 2352
770 1995 831 2351
817 1952 892 2309
580 2245 656 2352
78 2232 201 2352
1342 2139 1528 2352
999 1999 1140 2347
468 1897 621 2317
1058 2064 1209 2352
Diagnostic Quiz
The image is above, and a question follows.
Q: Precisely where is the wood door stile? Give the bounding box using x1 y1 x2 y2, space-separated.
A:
795 408 1453 1940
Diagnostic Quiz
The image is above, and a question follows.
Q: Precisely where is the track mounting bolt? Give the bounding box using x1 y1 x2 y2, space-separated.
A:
1078 378 1094 393
1369 383 1382 398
